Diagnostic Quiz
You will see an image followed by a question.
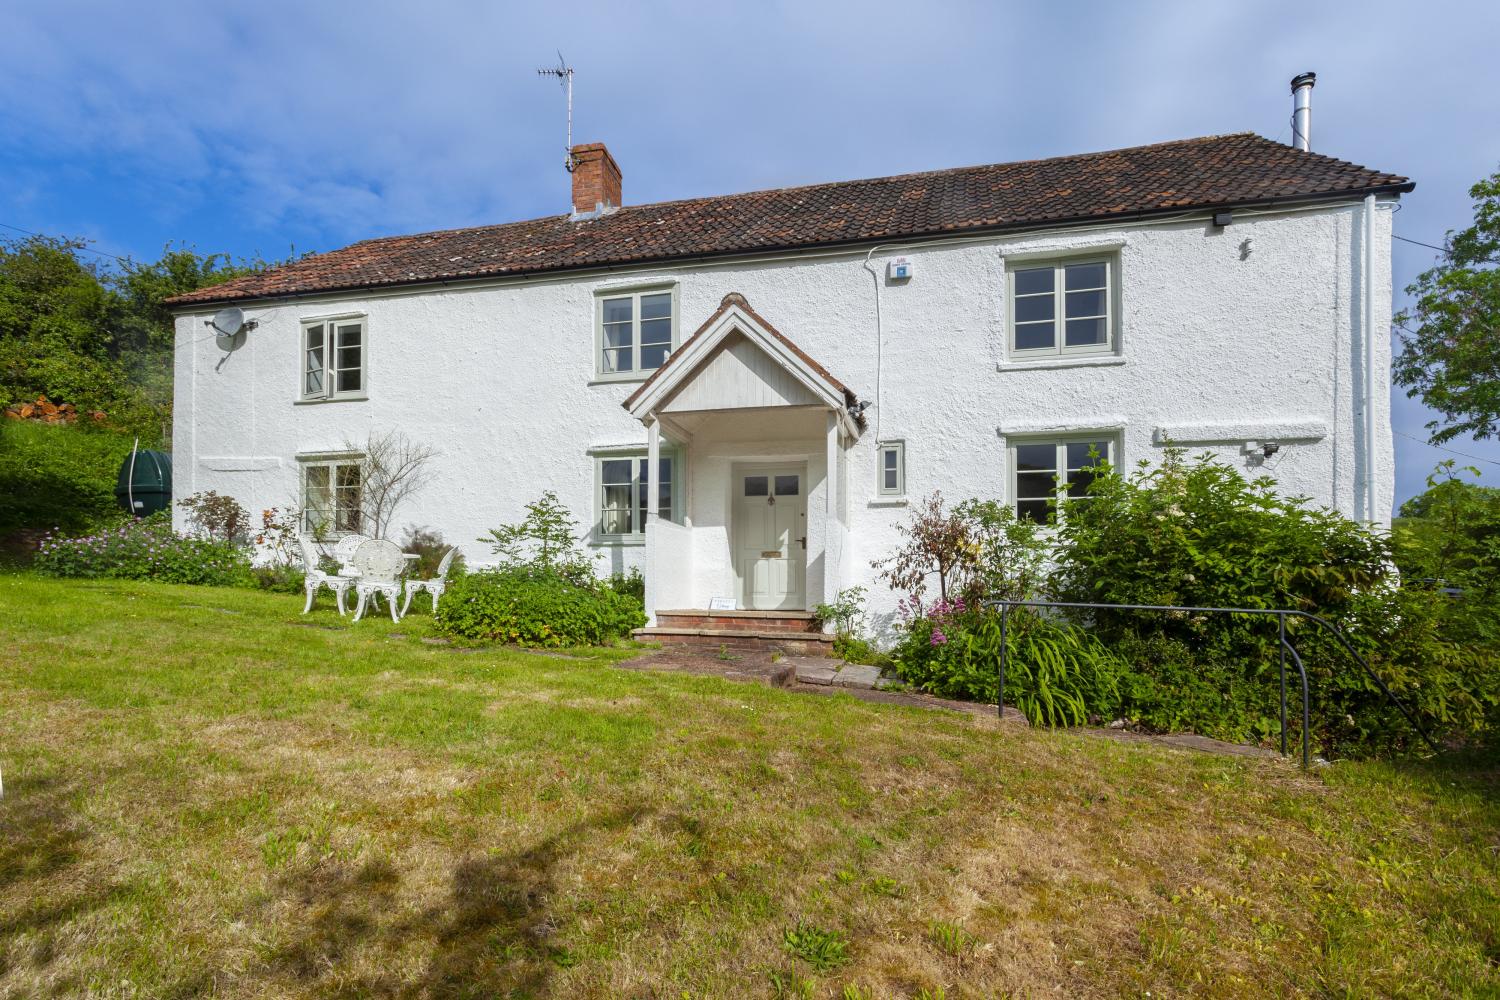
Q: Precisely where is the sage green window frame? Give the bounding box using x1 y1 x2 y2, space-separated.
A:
1005 257 1117 360
1007 434 1117 525
877 440 905 496
593 448 683 543
299 453 365 538
593 283 679 381
300 313 368 402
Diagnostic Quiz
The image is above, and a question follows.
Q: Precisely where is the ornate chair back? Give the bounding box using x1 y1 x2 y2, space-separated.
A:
297 535 322 574
334 534 370 565
353 538 406 583
434 546 458 581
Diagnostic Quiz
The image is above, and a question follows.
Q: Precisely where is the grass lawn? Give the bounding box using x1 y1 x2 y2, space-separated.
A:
2 576 1497 998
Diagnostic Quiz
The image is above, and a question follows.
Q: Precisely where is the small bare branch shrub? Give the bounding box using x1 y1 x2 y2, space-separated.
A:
345 430 438 538
178 490 249 543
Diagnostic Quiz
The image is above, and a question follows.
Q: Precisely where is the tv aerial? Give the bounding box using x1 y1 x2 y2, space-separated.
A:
537 52 576 173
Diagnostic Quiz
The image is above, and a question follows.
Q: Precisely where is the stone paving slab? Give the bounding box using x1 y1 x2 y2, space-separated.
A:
791 659 888 690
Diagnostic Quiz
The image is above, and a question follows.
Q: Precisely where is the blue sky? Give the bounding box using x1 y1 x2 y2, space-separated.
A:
2 0 1497 507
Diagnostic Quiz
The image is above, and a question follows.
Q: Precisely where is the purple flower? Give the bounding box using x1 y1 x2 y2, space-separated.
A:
930 627 948 647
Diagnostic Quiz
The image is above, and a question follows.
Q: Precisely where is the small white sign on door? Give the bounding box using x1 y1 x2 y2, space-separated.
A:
708 596 738 611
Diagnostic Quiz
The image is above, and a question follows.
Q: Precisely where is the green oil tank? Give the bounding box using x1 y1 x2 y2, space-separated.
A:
115 448 173 517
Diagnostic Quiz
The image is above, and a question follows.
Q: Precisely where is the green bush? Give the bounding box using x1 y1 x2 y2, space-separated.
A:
892 600 1126 727
605 567 645 607
1049 450 1498 755
0 420 139 537
402 525 466 580
433 568 646 647
248 563 307 594
35 512 253 587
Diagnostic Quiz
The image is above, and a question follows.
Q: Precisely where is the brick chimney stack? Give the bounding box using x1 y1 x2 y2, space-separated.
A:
570 143 622 217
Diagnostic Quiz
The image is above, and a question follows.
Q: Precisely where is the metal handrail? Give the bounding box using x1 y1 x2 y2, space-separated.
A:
983 599 1439 767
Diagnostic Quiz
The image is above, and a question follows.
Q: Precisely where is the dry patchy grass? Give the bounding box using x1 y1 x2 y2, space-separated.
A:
1 575 1496 998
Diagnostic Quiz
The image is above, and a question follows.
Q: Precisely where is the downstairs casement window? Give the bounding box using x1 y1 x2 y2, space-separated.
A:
1010 437 1115 524
301 317 366 400
301 457 363 537
597 454 676 540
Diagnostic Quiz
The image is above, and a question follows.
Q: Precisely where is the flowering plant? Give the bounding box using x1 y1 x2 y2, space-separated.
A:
35 512 253 587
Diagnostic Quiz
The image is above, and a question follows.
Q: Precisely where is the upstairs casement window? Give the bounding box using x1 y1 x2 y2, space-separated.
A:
596 286 676 379
597 453 677 540
1010 437 1115 524
302 317 366 400
1008 258 1115 358
301 456 363 538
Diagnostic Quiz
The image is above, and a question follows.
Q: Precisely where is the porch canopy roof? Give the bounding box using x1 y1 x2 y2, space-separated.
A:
622 292 865 437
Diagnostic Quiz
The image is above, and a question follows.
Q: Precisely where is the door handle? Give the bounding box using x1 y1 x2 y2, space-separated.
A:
797 536 807 550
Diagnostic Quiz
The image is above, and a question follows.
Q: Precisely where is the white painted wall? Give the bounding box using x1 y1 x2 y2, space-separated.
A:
173 198 1397 625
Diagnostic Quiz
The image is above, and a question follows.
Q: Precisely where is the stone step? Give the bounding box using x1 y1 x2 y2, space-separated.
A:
633 626 835 657
653 609 820 634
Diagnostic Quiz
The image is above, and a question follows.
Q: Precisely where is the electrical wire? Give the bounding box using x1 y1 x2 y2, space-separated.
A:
1395 429 1500 468
1394 234 1451 254
0 220 133 264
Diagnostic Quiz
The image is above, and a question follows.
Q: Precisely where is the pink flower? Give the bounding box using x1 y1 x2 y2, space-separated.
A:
930 627 948 646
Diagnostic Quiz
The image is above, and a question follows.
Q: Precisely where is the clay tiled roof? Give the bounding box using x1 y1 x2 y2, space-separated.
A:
168 133 1412 307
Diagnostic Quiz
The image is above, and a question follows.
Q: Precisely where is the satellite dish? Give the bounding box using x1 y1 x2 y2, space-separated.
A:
210 307 246 337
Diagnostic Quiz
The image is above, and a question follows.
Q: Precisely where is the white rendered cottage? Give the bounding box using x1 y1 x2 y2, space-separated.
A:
168 130 1412 634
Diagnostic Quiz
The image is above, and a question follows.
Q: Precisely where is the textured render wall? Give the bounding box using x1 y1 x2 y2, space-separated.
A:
173 200 1395 621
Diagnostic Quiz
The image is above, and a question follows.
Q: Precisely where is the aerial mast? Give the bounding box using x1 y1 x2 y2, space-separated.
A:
537 53 576 173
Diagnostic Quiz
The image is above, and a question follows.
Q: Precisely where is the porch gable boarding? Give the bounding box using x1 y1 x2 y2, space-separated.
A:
623 294 864 631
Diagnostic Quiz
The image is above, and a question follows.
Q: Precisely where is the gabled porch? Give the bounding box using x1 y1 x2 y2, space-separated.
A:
621 293 865 641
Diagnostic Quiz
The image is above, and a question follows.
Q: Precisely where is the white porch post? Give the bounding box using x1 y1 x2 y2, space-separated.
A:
824 410 840 609
644 417 661 624
646 419 661 526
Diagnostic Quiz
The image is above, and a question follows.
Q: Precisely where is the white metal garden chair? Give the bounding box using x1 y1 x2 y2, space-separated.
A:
333 533 371 576
351 538 408 623
298 535 356 615
401 546 458 617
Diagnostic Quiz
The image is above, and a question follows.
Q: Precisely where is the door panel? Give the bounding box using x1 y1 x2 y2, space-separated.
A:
735 467 806 610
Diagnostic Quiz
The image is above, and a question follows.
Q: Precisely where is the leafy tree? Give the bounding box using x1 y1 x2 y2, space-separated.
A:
1394 169 1500 443
481 491 595 580
1393 461 1500 645
0 234 273 440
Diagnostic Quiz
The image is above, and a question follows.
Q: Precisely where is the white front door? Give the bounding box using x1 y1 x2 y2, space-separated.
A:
735 467 807 610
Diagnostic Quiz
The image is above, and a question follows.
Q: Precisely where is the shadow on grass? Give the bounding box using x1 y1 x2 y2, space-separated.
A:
266 805 651 997
0 774 127 987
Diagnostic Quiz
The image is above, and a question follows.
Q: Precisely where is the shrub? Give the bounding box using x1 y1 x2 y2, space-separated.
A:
891 600 1126 727
249 563 307 594
1393 462 1500 646
605 567 645 607
814 586 892 668
433 568 646 647
402 524 465 579
481 491 597 583
1050 449 1499 755
178 490 249 543
35 512 253 587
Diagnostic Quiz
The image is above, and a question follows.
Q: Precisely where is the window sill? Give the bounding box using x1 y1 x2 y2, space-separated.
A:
591 536 645 547
294 395 369 405
868 496 909 508
996 356 1127 372
589 373 654 386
